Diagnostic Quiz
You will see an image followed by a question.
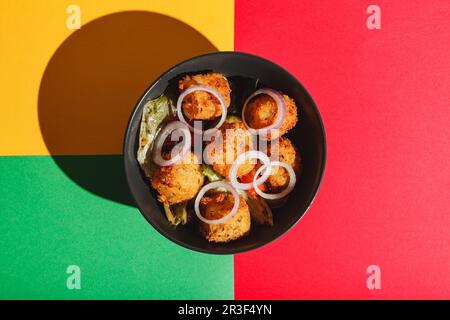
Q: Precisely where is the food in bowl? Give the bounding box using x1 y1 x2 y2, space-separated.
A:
137 72 301 243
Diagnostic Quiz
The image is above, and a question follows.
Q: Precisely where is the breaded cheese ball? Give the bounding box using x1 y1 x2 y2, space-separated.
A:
206 120 255 178
151 152 204 205
199 193 251 242
178 72 231 120
244 93 298 140
264 137 301 193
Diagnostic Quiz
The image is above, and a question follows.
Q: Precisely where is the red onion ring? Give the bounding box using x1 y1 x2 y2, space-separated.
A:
152 121 191 167
253 161 296 200
229 151 272 191
194 181 240 225
242 88 286 136
176 85 227 136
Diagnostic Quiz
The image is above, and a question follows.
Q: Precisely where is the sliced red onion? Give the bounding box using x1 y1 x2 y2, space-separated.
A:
253 161 296 200
229 150 272 191
194 181 240 225
152 121 191 167
176 85 227 136
242 88 286 136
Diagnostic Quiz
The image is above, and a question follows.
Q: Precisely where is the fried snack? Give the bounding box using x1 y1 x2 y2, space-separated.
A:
264 137 301 192
206 120 255 178
178 73 231 120
199 193 251 242
244 93 298 140
151 152 204 205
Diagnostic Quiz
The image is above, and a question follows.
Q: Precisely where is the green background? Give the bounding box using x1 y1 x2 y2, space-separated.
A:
0 156 234 299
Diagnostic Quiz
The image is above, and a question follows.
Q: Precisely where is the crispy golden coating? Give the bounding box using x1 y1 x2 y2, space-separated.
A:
199 193 251 242
151 152 204 205
244 93 298 140
179 73 231 120
206 120 255 178
264 137 301 192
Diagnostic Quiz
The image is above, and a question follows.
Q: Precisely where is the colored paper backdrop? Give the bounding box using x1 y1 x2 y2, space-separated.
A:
1 0 449 299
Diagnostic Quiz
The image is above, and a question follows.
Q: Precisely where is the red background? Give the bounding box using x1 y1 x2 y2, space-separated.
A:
234 0 450 299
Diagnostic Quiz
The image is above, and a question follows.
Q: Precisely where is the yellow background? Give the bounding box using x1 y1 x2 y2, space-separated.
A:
0 0 234 155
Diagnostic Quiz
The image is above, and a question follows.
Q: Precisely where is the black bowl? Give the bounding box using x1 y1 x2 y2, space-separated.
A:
124 52 326 254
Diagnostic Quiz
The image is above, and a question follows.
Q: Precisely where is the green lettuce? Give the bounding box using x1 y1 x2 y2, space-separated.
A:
163 202 189 226
137 95 173 177
201 164 223 182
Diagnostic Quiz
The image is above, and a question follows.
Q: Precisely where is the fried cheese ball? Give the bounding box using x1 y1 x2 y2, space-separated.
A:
199 193 251 242
244 93 298 140
264 137 301 193
206 120 255 178
151 152 204 205
178 73 231 120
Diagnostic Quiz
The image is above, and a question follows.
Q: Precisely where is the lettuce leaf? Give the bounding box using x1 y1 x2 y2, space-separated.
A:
137 95 173 177
163 202 189 226
201 164 223 182
224 115 242 124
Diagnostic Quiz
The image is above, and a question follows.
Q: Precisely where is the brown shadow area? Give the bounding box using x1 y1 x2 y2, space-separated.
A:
38 11 218 206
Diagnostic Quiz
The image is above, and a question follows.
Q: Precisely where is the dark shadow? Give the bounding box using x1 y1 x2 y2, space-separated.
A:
38 11 218 206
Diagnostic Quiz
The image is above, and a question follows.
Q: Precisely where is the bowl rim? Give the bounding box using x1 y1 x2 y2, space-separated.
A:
123 51 327 255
